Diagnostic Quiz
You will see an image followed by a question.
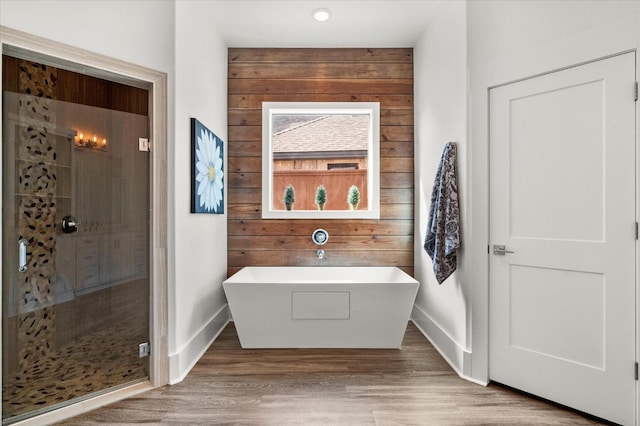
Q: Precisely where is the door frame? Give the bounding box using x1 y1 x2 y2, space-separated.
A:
470 48 638 422
0 26 168 425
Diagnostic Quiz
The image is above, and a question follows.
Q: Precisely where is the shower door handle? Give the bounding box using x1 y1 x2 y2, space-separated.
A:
18 239 28 272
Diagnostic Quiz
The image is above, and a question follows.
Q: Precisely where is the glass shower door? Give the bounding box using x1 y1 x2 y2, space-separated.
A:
2 56 150 423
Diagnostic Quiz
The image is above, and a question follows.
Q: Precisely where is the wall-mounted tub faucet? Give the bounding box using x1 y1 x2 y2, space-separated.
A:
312 229 328 260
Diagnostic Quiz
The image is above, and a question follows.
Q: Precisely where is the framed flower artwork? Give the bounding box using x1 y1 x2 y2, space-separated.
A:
191 118 224 214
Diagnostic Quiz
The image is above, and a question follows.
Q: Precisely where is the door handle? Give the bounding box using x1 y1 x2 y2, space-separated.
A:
18 239 28 272
493 244 515 256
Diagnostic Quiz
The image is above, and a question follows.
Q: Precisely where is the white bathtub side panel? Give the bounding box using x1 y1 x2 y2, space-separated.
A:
223 281 419 349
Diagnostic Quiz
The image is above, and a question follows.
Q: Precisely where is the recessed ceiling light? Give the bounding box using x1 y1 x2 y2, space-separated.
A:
312 8 332 22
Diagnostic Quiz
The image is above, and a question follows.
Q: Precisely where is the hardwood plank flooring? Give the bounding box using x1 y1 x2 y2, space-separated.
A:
61 323 607 425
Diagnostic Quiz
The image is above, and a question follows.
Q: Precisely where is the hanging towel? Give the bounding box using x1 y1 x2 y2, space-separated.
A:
424 142 460 284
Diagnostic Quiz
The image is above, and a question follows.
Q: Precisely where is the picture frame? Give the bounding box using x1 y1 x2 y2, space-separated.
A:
191 118 224 214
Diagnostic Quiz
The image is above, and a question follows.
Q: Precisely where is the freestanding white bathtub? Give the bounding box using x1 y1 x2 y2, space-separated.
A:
222 266 419 349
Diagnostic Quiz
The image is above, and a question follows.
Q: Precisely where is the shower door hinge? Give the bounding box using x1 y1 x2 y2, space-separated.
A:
634 82 638 102
138 342 151 358
139 138 151 152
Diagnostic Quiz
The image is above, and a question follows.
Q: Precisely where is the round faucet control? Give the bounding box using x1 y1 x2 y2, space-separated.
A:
311 229 329 245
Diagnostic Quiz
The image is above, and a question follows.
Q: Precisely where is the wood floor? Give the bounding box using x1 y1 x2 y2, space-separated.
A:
61 323 607 425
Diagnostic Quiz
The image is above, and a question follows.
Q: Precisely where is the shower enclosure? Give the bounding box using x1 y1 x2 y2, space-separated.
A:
1 53 151 423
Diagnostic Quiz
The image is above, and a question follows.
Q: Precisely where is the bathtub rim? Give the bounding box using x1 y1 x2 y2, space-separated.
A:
223 266 418 285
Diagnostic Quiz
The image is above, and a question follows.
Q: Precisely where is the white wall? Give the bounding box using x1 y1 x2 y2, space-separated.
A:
0 0 174 73
412 1 471 378
412 0 640 386
467 0 640 383
169 0 229 383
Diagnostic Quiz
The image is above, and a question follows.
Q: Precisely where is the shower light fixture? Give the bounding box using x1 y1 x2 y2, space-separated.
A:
75 131 107 151
312 8 332 22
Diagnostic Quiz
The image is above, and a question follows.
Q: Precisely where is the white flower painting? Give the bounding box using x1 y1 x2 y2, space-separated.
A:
191 118 224 214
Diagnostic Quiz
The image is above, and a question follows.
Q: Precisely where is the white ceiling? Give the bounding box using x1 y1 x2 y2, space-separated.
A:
205 0 443 48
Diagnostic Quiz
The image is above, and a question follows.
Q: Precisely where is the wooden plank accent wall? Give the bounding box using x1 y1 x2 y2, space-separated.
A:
227 48 414 277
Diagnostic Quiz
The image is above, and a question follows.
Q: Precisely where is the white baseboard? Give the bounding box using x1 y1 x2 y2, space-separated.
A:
411 305 484 385
169 303 230 384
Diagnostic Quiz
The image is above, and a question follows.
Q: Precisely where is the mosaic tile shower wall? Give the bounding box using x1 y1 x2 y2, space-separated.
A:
15 60 59 371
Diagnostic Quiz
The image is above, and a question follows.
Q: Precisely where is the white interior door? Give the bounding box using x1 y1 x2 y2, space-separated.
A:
489 52 636 425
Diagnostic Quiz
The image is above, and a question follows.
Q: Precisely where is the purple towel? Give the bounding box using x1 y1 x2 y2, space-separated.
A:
424 142 460 284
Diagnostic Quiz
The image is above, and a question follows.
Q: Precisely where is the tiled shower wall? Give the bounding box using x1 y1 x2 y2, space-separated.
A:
14 60 59 370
